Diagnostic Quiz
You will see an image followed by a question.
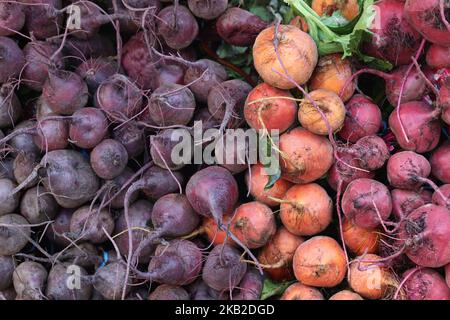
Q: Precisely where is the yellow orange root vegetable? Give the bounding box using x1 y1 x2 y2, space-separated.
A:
280 282 324 300
203 214 235 247
279 183 333 236
342 218 380 255
244 82 298 133
253 25 318 89
309 54 356 102
298 89 346 135
348 254 396 299
258 227 304 282
311 0 360 21
230 201 276 249
293 236 347 287
329 290 364 300
279 127 334 184
245 163 293 207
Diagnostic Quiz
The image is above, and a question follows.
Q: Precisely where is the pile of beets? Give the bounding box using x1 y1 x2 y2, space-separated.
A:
0 0 449 300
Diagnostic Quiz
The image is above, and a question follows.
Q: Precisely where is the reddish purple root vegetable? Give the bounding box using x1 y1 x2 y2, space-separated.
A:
69 107 109 149
341 178 393 229
402 268 450 300
429 141 450 183
391 188 432 220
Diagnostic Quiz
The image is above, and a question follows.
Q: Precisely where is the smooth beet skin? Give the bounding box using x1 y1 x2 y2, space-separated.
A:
341 178 392 229
216 8 268 47
90 139 129 180
402 268 450 300
387 151 431 190
186 166 239 220
0 36 25 84
69 108 109 149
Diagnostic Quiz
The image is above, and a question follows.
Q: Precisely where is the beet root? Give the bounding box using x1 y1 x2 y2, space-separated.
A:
402 267 450 300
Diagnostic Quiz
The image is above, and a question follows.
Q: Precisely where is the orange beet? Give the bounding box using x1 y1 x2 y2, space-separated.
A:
245 163 293 207
258 227 304 282
309 54 355 102
348 254 396 299
203 214 235 247
298 89 346 135
280 183 333 236
280 282 324 300
279 127 334 184
230 201 276 249
253 25 318 89
244 83 297 133
293 236 347 287
342 218 380 255
329 290 363 300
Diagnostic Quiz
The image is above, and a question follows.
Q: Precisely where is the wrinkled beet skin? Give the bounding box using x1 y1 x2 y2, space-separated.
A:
114 199 153 263
216 8 268 47
342 178 392 229
405 0 450 46
157 5 199 50
429 141 450 183
339 94 382 143
40 150 100 208
398 204 450 268
0 36 25 83
364 0 421 66
90 139 128 180
403 268 450 300
388 101 441 153
186 166 239 219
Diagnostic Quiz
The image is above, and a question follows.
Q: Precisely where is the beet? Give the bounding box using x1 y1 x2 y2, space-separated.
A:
42 70 89 115
9 120 40 156
90 139 129 180
114 199 153 263
339 94 382 143
24 0 62 40
45 208 74 247
75 57 118 94
232 268 263 300
70 206 115 244
95 74 144 120
148 83 196 126
429 141 450 183
13 261 47 300
398 204 450 267
432 184 450 209
0 255 14 291
364 0 421 66
391 188 432 220
93 262 130 300
341 178 392 229
139 165 185 201
157 5 199 50
0 2 25 37
0 178 20 216
184 59 228 103
388 101 441 153
112 122 144 158
387 151 432 190
13 151 39 188
0 214 30 255
46 263 92 300
150 128 192 170
0 85 22 128
188 0 227 20
402 267 450 300
69 107 109 149
20 186 59 224
104 167 137 209
33 116 70 151
216 8 269 47
0 36 25 84
426 44 450 69
149 284 190 300
22 41 64 91
405 0 450 46
202 244 247 291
